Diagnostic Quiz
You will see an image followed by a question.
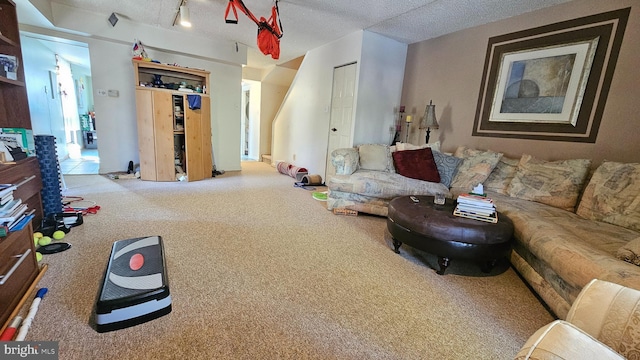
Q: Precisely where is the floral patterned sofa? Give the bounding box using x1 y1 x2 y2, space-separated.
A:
327 143 506 216
327 144 640 319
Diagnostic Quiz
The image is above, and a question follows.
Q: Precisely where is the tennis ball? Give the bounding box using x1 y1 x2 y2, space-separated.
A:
36 252 43 262
34 232 43 246
38 236 52 246
52 230 65 240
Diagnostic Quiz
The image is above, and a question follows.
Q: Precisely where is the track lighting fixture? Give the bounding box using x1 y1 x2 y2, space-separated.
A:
173 0 191 27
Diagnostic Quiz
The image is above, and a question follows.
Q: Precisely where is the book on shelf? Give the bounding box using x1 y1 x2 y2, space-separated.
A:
0 203 27 224
0 184 16 199
453 207 498 223
8 211 34 232
0 193 13 206
7 212 26 230
0 198 21 216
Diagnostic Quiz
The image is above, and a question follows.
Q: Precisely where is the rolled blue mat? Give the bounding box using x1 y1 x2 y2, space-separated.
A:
35 135 63 216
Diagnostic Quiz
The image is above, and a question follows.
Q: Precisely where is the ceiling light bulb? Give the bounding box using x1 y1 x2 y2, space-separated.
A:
179 5 191 27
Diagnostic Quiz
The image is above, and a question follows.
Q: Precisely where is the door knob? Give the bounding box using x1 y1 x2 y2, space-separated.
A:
331 128 337 132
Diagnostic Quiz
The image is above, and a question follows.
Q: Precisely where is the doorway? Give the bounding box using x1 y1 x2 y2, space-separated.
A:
240 80 260 162
325 62 357 181
20 33 99 174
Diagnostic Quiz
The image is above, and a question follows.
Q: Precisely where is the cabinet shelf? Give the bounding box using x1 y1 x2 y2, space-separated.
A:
0 0 43 332
137 67 205 82
0 33 17 47
0 76 23 86
133 60 208 93
135 86 209 97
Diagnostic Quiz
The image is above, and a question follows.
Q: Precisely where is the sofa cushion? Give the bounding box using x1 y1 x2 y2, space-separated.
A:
616 237 640 266
432 151 462 188
328 170 449 200
450 147 503 191
576 161 640 232
484 156 519 195
358 144 394 172
392 147 440 183
507 154 591 212
453 145 482 158
331 148 359 175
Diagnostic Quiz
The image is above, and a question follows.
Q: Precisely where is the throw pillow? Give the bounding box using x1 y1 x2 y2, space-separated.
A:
616 237 640 266
507 154 591 212
576 161 640 232
432 150 463 188
454 146 483 158
484 156 519 195
395 141 441 153
358 144 394 172
450 149 503 191
392 147 440 183
331 148 359 175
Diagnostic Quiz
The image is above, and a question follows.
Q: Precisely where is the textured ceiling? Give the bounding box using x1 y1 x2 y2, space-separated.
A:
19 0 575 68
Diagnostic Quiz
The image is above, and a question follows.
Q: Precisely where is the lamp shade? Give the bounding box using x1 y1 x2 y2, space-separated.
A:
420 100 439 129
180 5 191 27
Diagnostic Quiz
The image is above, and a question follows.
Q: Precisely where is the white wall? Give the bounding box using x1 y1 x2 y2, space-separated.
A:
70 63 92 116
260 82 288 158
248 81 261 161
354 31 407 146
272 31 363 175
20 35 67 159
271 30 407 176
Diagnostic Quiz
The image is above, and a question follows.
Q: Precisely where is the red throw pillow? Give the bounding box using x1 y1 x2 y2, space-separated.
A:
392 147 441 183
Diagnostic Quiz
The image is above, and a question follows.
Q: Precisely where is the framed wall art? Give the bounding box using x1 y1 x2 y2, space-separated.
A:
472 8 630 142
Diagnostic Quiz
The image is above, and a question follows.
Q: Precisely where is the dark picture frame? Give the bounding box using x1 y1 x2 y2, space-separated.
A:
472 8 630 142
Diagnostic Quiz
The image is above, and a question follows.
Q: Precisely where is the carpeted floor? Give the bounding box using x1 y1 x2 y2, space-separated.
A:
24 161 554 359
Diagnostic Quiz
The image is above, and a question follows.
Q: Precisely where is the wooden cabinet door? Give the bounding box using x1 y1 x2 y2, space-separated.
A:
184 95 212 181
152 91 175 181
136 90 157 181
200 97 213 178
136 90 175 181
184 96 204 181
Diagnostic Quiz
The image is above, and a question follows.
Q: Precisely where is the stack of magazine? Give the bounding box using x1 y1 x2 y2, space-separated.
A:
0 184 34 235
453 193 497 223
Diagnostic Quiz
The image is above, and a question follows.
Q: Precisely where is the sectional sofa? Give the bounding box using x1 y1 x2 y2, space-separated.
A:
327 143 640 319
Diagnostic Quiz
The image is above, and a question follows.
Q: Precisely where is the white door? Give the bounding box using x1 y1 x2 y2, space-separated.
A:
325 62 357 181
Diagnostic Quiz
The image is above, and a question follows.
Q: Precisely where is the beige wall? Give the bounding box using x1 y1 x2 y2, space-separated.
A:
401 0 639 166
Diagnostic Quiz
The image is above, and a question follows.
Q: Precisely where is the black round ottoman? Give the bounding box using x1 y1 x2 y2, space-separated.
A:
387 195 514 275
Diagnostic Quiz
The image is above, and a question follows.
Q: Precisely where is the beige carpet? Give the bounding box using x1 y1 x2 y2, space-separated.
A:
24 161 554 359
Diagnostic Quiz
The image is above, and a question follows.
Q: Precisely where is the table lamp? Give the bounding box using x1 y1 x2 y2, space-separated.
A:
420 100 439 144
